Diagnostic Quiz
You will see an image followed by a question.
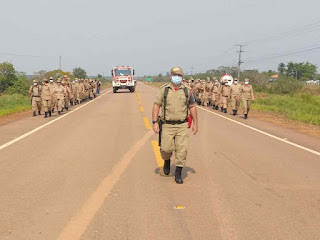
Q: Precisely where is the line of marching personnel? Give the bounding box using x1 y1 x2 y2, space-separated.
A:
187 77 255 119
28 75 102 118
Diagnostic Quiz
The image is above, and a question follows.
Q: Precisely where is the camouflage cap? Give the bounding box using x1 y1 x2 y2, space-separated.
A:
171 67 184 76
49 77 53 80
64 75 68 78
57 79 61 83
32 79 38 83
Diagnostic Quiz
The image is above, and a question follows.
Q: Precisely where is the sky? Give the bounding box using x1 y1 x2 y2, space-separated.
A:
0 0 319 76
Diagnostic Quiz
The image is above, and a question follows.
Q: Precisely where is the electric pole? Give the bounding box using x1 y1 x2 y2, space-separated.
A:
58 56 62 76
191 65 194 76
236 45 245 79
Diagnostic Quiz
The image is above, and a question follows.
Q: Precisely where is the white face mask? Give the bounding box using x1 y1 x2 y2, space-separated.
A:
33 83 37 86
50 80 53 83
234 81 238 84
245 82 249 85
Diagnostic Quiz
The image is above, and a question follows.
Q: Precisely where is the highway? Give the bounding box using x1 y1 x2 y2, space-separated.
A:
0 83 320 240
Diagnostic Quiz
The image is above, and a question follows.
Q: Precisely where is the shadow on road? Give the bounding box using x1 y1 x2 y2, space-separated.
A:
154 166 196 180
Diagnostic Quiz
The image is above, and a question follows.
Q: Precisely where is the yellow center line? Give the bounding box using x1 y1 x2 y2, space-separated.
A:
151 140 165 176
143 117 151 130
140 106 144 112
136 93 141 100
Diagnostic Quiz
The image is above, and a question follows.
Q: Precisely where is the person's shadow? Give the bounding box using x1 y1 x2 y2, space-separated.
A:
154 165 196 180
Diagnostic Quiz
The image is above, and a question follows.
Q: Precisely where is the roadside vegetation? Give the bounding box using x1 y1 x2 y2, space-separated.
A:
144 61 320 126
0 62 110 117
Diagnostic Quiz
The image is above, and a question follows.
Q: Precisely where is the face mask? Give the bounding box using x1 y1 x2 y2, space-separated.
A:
33 83 37 86
50 80 53 83
171 75 182 85
245 82 249 85
234 81 238 84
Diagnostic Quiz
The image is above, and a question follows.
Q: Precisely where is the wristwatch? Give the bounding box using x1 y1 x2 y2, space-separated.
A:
152 120 157 124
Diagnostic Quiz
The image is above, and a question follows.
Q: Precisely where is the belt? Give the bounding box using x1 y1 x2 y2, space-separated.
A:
162 119 188 125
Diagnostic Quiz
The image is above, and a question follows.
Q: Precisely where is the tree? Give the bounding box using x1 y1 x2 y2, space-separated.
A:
44 70 73 80
286 62 317 80
97 74 102 79
278 63 286 75
0 62 18 93
73 67 87 79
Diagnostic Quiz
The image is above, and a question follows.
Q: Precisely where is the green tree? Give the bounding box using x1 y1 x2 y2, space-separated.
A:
44 70 73 80
97 74 102 79
73 67 87 79
0 62 18 93
278 63 286 75
286 62 317 80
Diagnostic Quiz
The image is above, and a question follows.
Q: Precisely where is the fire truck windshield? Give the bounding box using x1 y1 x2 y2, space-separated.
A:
114 69 132 76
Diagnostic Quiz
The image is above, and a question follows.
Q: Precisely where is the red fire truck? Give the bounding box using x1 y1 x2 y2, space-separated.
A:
111 66 136 93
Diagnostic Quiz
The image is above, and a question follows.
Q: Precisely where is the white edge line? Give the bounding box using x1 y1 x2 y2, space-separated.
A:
143 83 320 157
0 89 112 151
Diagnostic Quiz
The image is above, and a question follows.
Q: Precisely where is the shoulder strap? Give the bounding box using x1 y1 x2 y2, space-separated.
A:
163 86 169 121
183 87 189 119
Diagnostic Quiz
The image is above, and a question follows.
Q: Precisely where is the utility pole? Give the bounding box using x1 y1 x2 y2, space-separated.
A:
191 65 194 76
58 56 61 76
236 45 245 79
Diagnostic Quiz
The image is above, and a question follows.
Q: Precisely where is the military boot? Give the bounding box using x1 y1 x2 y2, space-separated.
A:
212 105 215 110
44 112 48 118
163 159 171 175
33 111 36 116
175 167 183 184
65 107 68 111
58 111 61 115
49 111 52 117
220 107 223 112
38 111 41 115
224 108 227 113
244 114 248 119
52 108 54 113
235 110 238 115
215 106 219 110
233 110 236 116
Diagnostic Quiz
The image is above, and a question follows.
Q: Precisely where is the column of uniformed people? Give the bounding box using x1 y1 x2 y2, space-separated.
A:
28 75 102 118
186 77 255 119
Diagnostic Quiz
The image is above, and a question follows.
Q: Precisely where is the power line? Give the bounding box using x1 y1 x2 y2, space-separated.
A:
0 52 56 58
242 19 320 45
246 44 320 63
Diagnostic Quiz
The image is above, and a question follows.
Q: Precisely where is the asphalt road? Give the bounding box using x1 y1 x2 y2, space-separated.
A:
0 83 320 240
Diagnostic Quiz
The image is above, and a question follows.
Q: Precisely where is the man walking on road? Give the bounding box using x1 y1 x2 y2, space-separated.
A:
53 79 65 115
230 78 241 116
152 67 198 184
28 80 42 116
41 79 53 118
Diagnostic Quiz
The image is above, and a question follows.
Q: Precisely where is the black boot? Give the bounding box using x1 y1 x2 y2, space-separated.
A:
44 112 48 118
33 111 36 116
163 159 171 175
212 105 215 110
235 110 238 115
58 111 61 115
175 167 183 184
38 111 41 115
220 107 223 112
49 111 51 117
215 106 219 110
52 108 54 113
233 110 236 116
71 102 73 106
224 108 227 113
65 107 68 111
244 114 248 119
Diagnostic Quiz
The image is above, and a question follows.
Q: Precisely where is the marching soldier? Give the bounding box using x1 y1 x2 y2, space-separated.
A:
41 79 53 118
152 67 198 184
73 79 80 105
239 78 255 119
79 79 85 103
28 80 42 116
230 78 242 116
212 78 220 110
53 79 65 115
48 77 57 113
219 79 231 113
194 79 201 105
199 80 205 106
204 77 213 106
63 80 71 111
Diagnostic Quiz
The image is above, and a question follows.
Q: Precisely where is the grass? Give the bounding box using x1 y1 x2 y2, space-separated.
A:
253 93 320 126
0 94 31 117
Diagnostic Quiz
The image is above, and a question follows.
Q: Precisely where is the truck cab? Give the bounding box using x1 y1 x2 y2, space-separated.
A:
111 66 136 93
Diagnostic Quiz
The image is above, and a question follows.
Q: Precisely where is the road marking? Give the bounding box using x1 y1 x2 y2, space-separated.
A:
143 117 151 130
198 106 320 157
136 93 141 100
143 83 320 157
57 130 154 240
174 206 185 210
0 90 112 152
140 106 144 112
138 101 142 105
151 140 164 176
